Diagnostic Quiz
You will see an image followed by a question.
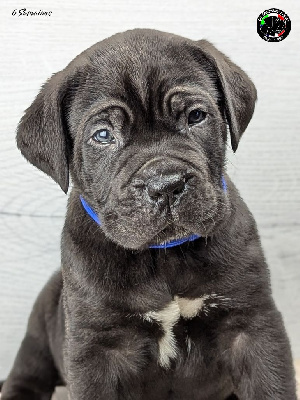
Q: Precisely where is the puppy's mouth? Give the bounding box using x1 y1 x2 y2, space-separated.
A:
147 203 227 248
102 178 229 250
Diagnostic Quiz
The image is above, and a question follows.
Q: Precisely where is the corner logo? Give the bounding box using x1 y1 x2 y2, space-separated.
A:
257 8 291 42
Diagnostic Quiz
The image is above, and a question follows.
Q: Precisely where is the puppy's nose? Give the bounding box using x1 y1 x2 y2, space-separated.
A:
146 174 187 205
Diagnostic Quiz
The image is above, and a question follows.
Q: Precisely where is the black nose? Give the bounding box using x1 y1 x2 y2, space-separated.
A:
146 174 187 205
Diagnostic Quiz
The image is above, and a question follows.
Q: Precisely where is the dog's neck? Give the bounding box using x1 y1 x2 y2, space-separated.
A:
79 176 227 249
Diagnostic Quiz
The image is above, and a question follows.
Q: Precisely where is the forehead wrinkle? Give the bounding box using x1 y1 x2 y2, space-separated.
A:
120 65 171 126
72 98 134 137
83 99 134 123
121 68 151 116
163 86 219 116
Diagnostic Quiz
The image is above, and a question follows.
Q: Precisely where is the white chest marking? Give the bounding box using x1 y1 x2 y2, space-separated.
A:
175 295 209 319
144 301 181 368
143 294 228 368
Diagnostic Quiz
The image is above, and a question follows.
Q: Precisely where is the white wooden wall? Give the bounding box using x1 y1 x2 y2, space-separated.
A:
0 0 299 380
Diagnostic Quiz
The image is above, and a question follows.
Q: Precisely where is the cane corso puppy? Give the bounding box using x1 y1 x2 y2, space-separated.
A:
1 29 296 400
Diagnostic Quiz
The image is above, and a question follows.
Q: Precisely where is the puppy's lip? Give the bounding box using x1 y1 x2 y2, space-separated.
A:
148 223 197 246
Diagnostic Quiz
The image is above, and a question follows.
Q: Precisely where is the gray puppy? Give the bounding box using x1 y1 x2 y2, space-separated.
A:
1 29 297 400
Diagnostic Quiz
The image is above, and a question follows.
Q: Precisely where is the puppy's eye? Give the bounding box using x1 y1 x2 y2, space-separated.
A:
92 129 115 145
188 109 206 125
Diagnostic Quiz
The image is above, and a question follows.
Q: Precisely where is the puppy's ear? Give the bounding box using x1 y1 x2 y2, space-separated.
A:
197 40 257 152
16 70 72 193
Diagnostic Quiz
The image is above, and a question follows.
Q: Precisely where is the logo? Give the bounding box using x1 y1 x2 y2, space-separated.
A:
257 8 291 42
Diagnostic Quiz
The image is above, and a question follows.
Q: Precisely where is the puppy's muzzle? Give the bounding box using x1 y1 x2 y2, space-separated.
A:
131 157 195 208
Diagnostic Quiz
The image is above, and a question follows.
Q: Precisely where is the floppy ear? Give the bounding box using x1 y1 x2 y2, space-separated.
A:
16 70 72 193
197 40 257 152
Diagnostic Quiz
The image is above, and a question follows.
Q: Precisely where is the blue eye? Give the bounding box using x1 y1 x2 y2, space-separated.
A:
92 129 115 144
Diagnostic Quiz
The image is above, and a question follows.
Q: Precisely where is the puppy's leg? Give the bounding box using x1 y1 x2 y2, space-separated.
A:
65 333 149 400
1 332 58 400
64 309 152 400
1 274 62 400
224 308 296 400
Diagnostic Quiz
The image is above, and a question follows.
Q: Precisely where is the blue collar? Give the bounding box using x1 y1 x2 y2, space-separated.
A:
80 176 227 249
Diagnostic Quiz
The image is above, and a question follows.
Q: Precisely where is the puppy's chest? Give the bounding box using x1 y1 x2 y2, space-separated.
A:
139 293 229 369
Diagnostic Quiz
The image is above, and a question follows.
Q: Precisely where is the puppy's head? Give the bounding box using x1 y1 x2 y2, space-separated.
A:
17 29 256 249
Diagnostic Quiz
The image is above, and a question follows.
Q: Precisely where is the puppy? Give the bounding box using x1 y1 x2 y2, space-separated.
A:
1 29 296 400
